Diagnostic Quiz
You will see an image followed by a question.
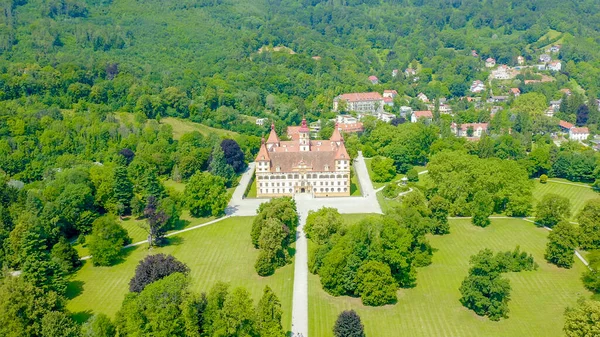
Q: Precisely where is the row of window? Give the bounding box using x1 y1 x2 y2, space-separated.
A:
259 180 347 187
258 173 349 180
259 187 348 194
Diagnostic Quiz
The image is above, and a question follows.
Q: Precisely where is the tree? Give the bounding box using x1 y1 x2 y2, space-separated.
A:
50 236 81 273
81 314 116 337
429 195 450 234
184 172 229 217
142 195 170 247
545 222 579 268
576 104 590 126
535 193 571 228
41 311 80 337
304 207 343 245
471 190 493 228
129 253 190 293
141 170 166 199
406 168 419 182
221 139 246 173
255 218 289 276
113 166 133 215
460 272 511 321
333 310 366 337
563 299 600 337
540 174 548 183
255 286 285 337
217 287 256 336
116 273 189 336
0 277 62 337
577 199 600 250
511 92 547 116
356 261 397 306
581 251 600 293
370 156 396 183
251 198 298 248
209 145 235 187
88 216 130 266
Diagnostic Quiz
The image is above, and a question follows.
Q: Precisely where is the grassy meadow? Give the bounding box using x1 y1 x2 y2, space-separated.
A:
533 179 598 219
308 218 591 337
67 217 294 331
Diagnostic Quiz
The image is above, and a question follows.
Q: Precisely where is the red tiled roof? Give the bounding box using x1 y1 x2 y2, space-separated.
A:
337 122 364 133
330 124 343 142
337 92 384 102
368 76 378 81
559 120 574 129
383 97 393 103
335 142 350 160
266 123 279 144
384 90 398 94
413 110 433 118
454 123 488 131
486 57 495 62
510 88 520 94
570 127 589 134
255 140 270 162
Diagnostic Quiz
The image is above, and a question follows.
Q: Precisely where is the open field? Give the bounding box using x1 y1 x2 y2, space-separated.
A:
533 179 598 219
67 217 294 330
350 165 361 196
308 218 591 337
160 117 239 139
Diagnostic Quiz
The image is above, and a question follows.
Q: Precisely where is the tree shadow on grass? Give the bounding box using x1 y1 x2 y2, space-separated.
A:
71 310 93 324
172 219 191 231
164 236 184 246
65 280 85 300
112 245 141 266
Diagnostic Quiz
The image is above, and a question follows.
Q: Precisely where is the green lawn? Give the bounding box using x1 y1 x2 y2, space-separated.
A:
308 218 591 337
161 117 239 140
246 175 258 198
67 217 294 330
533 179 598 219
350 165 361 197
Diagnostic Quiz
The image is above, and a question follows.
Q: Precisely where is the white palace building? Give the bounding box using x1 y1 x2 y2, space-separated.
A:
255 119 352 198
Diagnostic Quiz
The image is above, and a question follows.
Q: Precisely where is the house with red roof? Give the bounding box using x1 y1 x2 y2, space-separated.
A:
411 110 433 123
333 92 385 114
368 75 379 84
451 122 489 140
485 57 496 68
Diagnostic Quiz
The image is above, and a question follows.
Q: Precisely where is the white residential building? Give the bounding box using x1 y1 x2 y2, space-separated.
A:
333 92 385 114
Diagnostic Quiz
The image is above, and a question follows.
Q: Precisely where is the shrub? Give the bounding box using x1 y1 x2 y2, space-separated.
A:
406 168 419 182
540 174 548 183
382 183 399 199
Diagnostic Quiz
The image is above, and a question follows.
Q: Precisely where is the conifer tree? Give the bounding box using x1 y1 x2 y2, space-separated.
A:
113 166 133 215
209 145 235 187
255 286 285 337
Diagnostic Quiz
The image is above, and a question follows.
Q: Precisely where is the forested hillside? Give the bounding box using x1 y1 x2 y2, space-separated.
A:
0 0 599 126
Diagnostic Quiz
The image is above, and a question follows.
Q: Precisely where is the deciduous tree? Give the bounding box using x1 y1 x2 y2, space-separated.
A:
545 222 578 268
129 253 190 293
535 193 571 228
88 216 130 266
184 172 229 217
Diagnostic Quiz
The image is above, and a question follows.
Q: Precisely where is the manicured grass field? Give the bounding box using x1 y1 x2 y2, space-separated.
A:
350 165 361 196
246 175 258 198
160 117 239 139
308 218 591 337
533 179 598 219
67 217 294 330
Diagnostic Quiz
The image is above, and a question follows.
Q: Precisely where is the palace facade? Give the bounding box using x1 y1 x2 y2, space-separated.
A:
255 119 352 198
